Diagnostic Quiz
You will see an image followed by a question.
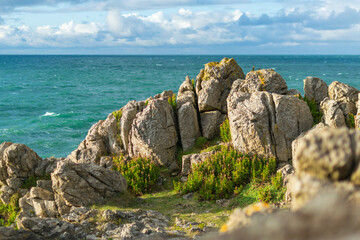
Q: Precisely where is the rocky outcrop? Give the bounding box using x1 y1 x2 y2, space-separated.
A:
120 100 146 152
128 98 178 166
196 58 244 139
51 161 127 215
200 110 222 139
67 113 122 164
238 69 288 94
177 77 201 151
217 190 360 240
303 76 328 104
355 93 360 129
328 81 359 115
227 86 313 162
0 142 58 204
320 98 346 128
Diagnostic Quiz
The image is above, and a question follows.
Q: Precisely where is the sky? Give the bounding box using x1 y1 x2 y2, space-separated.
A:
0 0 360 54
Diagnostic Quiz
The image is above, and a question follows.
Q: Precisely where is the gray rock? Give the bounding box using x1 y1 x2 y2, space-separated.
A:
355 93 360 129
67 113 122 164
293 127 360 181
177 76 196 109
196 58 245 114
328 81 359 115
178 102 201 151
303 76 328 104
216 190 360 240
227 89 313 162
128 98 178 166
200 110 222 140
120 100 146 152
238 69 288 94
51 161 127 215
320 98 346 128
285 89 301 96
0 226 45 240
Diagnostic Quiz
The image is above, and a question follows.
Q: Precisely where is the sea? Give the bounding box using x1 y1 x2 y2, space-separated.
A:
1 55 360 158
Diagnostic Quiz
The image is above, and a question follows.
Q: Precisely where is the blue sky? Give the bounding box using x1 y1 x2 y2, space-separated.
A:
0 0 360 54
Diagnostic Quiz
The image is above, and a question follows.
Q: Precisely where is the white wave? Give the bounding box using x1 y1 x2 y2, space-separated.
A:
156 64 163 66
41 112 60 117
337 73 343 75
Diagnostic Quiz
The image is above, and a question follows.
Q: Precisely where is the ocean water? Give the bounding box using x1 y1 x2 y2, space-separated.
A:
1 55 360 158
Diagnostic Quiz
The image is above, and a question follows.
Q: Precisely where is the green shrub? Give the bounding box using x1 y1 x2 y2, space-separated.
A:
0 193 20 227
200 145 223 153
220 118 231 143
258 185 272 203
113 156 160 195
168 94 177 112
346 113 355 128
112 109 122 123
21 175 51 189
191 79 195 89
174 147 277 201
195 137 208 148
271 172 283 190
300 96 322 125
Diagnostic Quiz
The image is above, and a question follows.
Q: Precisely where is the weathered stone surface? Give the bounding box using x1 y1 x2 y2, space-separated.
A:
196 58 244 114
0 142 42 181
200 110 222 140
355 93 360 129
120 100 146 152
178 102 201 151
285 89 301 96
293 127 360 181
0 227 45 240
291 123 327 162
238 69 288 94
177 76 196 109
128 98 178 166
227 88 313 162
181 151 216 176
303 76 328 104
320 98 346 128
68 113 122 164
328 81 359 115
51 161 127 215
216 190 360 240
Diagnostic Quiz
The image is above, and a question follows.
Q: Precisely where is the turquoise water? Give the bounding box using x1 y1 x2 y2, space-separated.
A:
1 55 360 158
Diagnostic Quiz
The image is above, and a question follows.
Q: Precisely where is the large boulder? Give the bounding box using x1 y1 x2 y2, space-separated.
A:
67 113 122 164
51 161 127 215
177 77 201 151
293 127 360 181
200 110 222 140
196 58 244 139
320 98 346 128
120 100 146 152
238 69 288 94
328 81 359 115
178 102 201 151
216 190 360 240
355 93 360 128
227 86 313 162
128 98 178 166
303 76 328 104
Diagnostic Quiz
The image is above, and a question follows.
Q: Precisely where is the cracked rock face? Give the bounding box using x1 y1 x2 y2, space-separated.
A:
303 76 328 104
51 161 127 215
328 81 359 115
67 113 123 164
320 98 346 128
128 98 178 166
227 85 313 162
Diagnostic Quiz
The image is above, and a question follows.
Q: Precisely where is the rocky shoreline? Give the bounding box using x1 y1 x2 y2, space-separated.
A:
1 57 360 239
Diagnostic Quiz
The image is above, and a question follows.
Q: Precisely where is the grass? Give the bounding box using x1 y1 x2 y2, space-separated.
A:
92 167 286 238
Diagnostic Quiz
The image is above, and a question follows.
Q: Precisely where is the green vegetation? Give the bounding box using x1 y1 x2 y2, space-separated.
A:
113 155 160 195
168 94 177 112
220 118 231 143
0 193 20 227
300 96 323 125
174 147 278 201
112 109 123 143
21 175 51 189
346 113 355 128
191 78 195 89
